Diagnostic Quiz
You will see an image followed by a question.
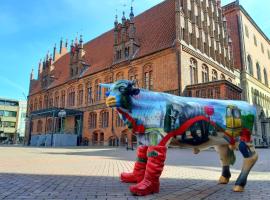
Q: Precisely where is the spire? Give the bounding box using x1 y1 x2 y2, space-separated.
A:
114 14 118 28
30 69 34 80
130 6 134 21
53 43 57 61
38 59 43 73
59 38 63 54
65 39 68 47
122 11 126 24
79 34 83 49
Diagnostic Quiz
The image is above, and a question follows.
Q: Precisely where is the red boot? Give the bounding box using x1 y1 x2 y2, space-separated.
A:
120 145 148 183
130 145 167 196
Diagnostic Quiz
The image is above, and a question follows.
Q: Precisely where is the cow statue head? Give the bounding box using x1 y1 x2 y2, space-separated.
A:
100 80 140 112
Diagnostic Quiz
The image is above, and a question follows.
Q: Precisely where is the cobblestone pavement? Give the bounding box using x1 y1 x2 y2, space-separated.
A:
0 146 269 200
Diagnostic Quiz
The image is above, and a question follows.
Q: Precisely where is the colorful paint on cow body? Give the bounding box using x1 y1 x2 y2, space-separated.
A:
101 80 258 196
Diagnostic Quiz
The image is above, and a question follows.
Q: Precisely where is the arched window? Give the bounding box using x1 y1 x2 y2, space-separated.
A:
116 111 124 127
264 68 268 86
85 81 93 104
37 120 43 133
212 69 218 81
247 55 253 75
104 75 112 99
89 112 97 129
143 64 153 90
94 79 101 101
67 87 75 106
44 94 49 109
49 93 53 108
116 72 124 81
60 90 66 107
34 98 38 111
220 74 225 80
77 84 84 106
256 63 261 81
128 68 138 86
38 97 43 110
29 100 33 113
100 110 109 128
54 91 59 108
202 64 209 83
190 58 198 84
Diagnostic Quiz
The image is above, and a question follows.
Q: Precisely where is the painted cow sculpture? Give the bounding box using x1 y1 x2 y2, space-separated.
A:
101 80 258 196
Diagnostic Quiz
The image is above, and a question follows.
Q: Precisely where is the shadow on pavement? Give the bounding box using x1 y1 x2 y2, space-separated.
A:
0 173 269 200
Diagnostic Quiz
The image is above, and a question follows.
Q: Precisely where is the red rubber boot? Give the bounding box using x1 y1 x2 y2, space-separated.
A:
129 145 167 196
120 145 148 183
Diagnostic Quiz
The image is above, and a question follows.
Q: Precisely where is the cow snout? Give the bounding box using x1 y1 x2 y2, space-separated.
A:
106 96 117 107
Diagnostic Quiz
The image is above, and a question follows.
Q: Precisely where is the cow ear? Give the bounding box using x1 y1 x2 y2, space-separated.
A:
132 88 140 96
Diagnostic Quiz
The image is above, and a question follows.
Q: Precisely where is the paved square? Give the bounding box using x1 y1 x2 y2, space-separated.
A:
0 146 269 200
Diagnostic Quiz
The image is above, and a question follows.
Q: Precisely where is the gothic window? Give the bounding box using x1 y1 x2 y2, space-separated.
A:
116 111 124 127
143 64 153 90
44 95 49 109
95 79 101 101
128 68 138 86
60 90 66 107
220 74 225 80
34 98 38 111
100 110 109 128
256 63 262 81
54 91 59 108
29 100 33 113
86 82 93 104
37 120 43 133
49 95 53 108
264 68 268 86
202 64 209 83
104 75 112 99
38 97 42 110
212 69 218 81
116 72 124 81
89 112 97 129
247 55 253 75
67 87 75 106
77 84 83 106
190 58 198 84
125 47 130 58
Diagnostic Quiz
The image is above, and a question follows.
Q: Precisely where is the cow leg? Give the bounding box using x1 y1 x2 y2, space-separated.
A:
233 141 258 192
215 144 232 184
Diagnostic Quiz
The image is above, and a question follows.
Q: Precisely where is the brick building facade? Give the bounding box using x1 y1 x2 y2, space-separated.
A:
223 1 270 147
26 0 241 146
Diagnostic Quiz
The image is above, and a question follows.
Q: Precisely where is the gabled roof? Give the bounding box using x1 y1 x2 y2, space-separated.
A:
30 0 176 96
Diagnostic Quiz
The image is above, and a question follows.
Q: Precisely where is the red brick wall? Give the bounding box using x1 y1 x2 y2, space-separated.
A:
224 6 242 70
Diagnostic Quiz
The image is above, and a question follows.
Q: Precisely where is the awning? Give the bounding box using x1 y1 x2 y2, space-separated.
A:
30 107 83 118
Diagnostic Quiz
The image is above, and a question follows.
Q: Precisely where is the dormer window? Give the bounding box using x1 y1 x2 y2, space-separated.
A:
125 47 130 58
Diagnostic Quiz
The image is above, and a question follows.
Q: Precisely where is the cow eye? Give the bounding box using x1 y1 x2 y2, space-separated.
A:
118 86 126 93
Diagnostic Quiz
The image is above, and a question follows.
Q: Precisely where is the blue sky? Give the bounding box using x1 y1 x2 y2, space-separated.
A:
0 0 269 101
